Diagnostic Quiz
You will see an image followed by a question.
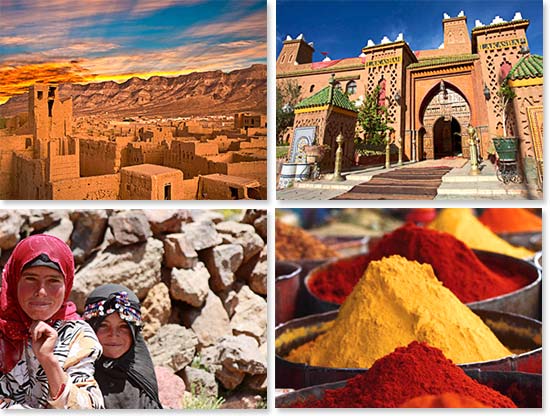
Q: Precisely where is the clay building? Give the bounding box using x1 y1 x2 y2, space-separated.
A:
0 83 267 199
277 11 543 187
197 173 262 200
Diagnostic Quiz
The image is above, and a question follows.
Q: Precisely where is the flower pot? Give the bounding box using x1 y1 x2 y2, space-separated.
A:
303 145 328 161
493 137 518 161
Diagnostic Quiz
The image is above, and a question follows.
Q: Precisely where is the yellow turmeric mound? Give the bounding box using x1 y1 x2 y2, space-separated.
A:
427 208 533 259
286 255 511 368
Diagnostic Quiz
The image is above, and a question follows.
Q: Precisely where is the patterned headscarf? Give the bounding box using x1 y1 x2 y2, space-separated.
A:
84 284 162 409
0 234 80 373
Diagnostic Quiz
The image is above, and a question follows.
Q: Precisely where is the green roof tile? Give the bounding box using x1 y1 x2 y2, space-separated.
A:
408 54 478 69
295 85 358 112
507 54 543 80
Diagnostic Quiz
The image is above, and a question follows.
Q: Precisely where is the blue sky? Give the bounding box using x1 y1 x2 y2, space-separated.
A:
0 0 266 102
277 0 543 61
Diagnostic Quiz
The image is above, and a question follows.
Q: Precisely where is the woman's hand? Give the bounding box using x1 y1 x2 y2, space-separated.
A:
30 321 58 364
30 321 67 399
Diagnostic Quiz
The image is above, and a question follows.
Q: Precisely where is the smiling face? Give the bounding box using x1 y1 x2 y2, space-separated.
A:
96 313 133 359
17 266 66 321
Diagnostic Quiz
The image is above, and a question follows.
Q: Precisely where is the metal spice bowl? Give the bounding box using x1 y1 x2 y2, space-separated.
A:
497 231 542 252
275 261 302 326
303 249 541 320
275 309 541 390
275 370 542 408
532 251 542 272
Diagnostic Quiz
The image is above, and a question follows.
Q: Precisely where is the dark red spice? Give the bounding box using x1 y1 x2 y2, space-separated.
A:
308 224 531 304
292 342 517 408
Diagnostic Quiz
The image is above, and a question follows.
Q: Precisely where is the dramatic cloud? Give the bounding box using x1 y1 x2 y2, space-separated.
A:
0 1 266 103
0 62 91 102
130 0 207 15
180 9 266 38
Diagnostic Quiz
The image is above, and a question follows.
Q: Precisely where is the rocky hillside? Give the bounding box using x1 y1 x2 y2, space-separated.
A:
0 209 267 409
0 64 266 118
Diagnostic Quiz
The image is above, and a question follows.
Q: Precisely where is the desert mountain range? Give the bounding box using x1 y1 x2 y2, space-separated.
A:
0 64 266 118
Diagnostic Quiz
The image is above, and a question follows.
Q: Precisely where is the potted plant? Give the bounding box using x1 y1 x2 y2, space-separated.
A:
493 82 518 161
303 142 330 164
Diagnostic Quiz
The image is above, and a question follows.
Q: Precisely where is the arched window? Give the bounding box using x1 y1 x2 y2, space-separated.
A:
280 53 286 63
309 84 315 93
346 80 357 95
334 81 342 91
288 54 293 63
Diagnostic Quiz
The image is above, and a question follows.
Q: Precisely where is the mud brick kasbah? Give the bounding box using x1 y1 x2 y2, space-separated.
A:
0 84 267 200
277 11 543 188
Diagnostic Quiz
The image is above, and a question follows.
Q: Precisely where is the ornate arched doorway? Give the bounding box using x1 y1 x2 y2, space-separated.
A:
419 83 471 159
433 117 462 158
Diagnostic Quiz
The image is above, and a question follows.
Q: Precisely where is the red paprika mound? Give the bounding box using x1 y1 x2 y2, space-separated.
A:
399 392 489 408
479 208 542 234
308 224 530 304
293 341 517 408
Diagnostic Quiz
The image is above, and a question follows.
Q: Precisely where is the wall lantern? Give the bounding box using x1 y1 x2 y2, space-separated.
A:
483 84 490 100
394 91 401 103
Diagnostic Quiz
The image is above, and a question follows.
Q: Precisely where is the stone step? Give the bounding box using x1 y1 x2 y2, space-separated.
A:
294 182 354 191
442 174 501 183
437 185 528 196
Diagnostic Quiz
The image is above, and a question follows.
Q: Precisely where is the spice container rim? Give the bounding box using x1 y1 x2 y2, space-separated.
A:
275 370 542 408
303 248 541 311
275 308 542 372
275 260 302 281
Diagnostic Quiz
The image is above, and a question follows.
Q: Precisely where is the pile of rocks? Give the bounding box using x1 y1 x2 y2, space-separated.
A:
0 209 267 409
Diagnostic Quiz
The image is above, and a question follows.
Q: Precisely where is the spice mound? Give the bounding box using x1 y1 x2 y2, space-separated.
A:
428 208 534 259
288 255 511 368
276 220 339 261
400 392 489 408
292 341 516 408
308 224 530 304
479 208 542 234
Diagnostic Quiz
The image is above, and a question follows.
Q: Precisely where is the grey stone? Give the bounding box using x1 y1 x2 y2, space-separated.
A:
108 210 152 245
149 324 198 372
197 345 222 374
28 210 68 231
182 367 218 398
230 285 267 343
188 210 224 224
72 237 164 310
219 289 239 318
218 334 266 375
69 210 110 255
170 262 210 307
163 233 198 269
180 221 222 251
183 290 231 347
202 244 243 292
215 221 264 263
145 210 190 235
220 393 265 409
0 212 24 250
243 246 267 295
241 209 267 241
43 217 73 243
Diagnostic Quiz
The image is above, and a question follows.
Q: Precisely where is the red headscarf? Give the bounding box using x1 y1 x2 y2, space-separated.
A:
0 234 81 373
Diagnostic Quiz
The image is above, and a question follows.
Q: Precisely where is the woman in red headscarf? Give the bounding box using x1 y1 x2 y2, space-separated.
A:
0 235 104 409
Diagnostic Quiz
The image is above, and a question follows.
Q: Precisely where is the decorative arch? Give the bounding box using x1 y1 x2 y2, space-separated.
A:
417 81 471 159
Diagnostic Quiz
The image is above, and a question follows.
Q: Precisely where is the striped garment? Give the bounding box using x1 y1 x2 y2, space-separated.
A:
0 320 104 409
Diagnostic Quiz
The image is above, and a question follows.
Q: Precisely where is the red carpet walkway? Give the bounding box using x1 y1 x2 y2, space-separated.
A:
332 166 453 200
